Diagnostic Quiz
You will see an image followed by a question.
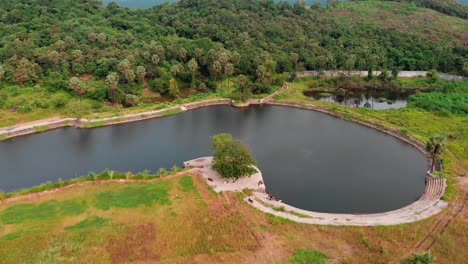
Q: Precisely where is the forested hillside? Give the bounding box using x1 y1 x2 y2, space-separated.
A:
382 0 468 18
0 0 466 107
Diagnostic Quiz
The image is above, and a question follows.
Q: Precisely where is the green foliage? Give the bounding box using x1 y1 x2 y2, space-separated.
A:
92 181 170 210
402 252 436 264
1 199 87 224
65 216 109 230
178 175 196 192
408 82 468 115
211 133 257 179
290 249 328 264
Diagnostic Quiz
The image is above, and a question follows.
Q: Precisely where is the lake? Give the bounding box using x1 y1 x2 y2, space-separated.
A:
0 105 427 214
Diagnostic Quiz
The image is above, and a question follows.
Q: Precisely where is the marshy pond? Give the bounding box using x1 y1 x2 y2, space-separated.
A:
304 88 415 110
0 105 427 213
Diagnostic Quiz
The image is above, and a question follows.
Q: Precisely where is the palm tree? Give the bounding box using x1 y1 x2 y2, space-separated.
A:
256 65 266 82
69 77 86 117
212 61 222 85
136 66 146 83
187 58 198 92
225 63 234 95
426 135 446 172
105 72 119 105
170 64 181 95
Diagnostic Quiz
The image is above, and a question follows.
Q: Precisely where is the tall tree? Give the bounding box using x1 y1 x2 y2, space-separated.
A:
136 66 146 83
187 58 198 91
256 65 267 82
225 63 234 94
212 61 222 83
69 77 86 117
179 48 187 62
118 59 131 74
105 72 119 105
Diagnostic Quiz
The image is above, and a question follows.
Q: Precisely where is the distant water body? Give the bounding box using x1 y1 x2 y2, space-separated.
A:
102 0 467 9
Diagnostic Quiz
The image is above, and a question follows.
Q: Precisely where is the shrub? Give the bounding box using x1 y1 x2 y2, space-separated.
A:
402 252 436 264
249 82 271 94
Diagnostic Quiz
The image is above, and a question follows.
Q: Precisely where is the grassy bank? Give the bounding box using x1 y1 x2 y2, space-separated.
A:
0 166 185 200
1 171 466 263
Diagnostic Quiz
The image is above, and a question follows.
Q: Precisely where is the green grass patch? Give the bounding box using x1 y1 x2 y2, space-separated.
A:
0 227 42 242
92 181 170 210
178 175 196 192
0 199 87 224
160 107 182 116
266 213 293 225
34 125 49 132
290 211 311 218
82 120 106 128
272 206 285 212
290 249 328 264
0 134 6 141
65 216 109 230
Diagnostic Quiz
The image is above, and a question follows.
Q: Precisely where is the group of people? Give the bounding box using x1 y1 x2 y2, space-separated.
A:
225 177 239 184
265 193 281 203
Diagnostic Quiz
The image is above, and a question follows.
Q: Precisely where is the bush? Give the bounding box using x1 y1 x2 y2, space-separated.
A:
249 82 271 94
148 78 169 94
402 252 436 264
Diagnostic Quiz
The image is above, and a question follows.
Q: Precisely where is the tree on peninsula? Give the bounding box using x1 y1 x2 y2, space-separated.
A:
426 135 446 172
211 133 257 178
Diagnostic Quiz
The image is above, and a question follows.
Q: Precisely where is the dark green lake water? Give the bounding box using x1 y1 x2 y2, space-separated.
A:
0 105 427 213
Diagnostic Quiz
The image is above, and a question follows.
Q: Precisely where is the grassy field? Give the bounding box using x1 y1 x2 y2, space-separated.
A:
0 172 466 263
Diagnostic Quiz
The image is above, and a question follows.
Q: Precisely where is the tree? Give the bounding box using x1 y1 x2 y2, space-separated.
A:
290 52 299 71
118 59 131 74
151 54 160 65
0 65 4 87
136 66 146 83
236 74 251 101
211 133 257 179
426 135 446 172
256 65 267 82
179 48 187 62
212 61 222 83
69 77 86 117
125 69 136 83
403 252 436 264
169 64 181 95
187 58 198 91
14 58 39 86
105 72 119 105
225 63 234 94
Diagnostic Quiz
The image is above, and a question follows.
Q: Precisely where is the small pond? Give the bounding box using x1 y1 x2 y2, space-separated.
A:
0 105 427 213
305 89 415 110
